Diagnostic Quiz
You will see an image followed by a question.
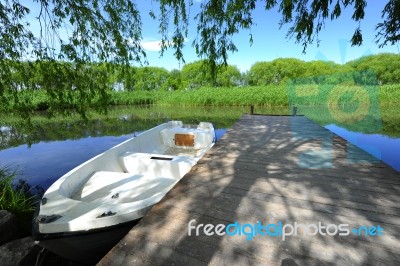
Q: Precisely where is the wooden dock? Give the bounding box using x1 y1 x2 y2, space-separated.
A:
98 115 400 265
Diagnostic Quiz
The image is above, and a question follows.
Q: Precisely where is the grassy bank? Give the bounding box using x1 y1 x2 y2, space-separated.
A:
110 85 400 107
110 86 289 106
4 85 400 112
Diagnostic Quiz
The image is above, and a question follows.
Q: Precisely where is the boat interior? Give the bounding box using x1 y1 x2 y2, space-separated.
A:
59 121 214 205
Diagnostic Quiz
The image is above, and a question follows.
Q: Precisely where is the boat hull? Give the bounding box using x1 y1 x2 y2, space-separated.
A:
34 219 140 265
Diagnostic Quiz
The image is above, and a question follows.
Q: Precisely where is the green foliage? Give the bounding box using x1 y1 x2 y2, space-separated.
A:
165 69 183 91
0 0 145 63
181 60 242 88
246 54 400 86
190 0 256 80
181 60 212 88
376 0 400 47
133 66 170 91
248 58 340 85
216 65 242 87
345 53 400 84
0 60 113 118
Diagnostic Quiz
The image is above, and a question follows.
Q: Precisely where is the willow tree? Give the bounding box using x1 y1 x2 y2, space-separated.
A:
1 0 399 117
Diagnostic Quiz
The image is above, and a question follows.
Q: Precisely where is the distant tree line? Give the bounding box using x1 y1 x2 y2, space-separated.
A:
4 53 400 94
246 53 400 86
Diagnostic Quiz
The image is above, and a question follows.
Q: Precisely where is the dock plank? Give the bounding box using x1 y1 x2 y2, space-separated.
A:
98 115 400 266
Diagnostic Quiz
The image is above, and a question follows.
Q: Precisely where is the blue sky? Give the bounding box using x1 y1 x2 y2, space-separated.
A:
138 1 399 71
23 0 399 72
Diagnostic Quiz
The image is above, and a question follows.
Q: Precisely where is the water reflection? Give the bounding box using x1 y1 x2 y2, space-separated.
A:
0 105 252 150
325 124 400 172
0 125 27 149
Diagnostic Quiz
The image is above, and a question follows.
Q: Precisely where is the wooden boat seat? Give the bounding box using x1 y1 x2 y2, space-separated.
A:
160 126 213 149
174 133 195 147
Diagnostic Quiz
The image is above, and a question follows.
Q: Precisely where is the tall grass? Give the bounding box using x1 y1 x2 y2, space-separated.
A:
111 84 400 107
378 84 400 106
111 86 288 106
0 167 36 218
3 84 399 111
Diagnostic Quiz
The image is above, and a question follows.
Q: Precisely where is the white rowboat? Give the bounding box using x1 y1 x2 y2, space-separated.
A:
33 121 215 264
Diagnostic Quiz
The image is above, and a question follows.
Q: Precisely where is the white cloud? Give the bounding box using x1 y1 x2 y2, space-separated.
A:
141 40 162 52
141 38 189 52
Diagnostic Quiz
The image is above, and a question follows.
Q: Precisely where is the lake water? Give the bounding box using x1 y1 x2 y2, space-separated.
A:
0 105 399 195
325 124 400 172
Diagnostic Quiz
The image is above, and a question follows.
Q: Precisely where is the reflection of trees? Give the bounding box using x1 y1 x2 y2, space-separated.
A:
0 126 27 149
0 106 243 150
300 106 400 137
0 119 161 150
